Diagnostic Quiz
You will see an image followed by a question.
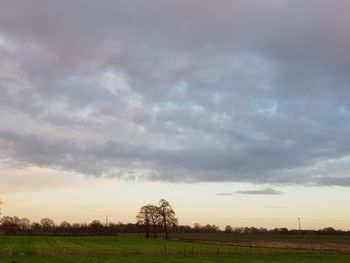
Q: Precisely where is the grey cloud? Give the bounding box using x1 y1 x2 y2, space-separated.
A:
317 177 350 187
216 193 237 196
217 188 282 196
1 1 350 186
235 188 283 195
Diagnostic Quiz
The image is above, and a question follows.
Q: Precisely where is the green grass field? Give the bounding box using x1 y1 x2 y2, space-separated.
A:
0 235 349 262
2 255 350 263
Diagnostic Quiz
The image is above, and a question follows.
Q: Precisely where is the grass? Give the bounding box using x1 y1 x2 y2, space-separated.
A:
0 235 349 262
1 255 350 263
169 232 350 243
0 236 286 255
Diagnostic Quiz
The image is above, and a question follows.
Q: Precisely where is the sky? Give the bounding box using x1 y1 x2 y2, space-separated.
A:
0 0 350 230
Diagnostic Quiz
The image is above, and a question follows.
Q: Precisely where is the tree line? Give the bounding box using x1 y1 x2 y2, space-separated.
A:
222 225 350 235
0 215 348 236
0 199 349 237
0 199 178 237
0 216 143 236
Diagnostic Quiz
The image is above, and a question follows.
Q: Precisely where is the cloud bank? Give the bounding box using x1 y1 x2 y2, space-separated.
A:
1 0 350 186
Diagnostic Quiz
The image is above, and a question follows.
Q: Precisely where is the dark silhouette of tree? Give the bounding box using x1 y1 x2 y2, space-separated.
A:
18 218 30 231
148 205 161 238
31 222 41 231
88 220 104 235
60 221 71 228
72 223 81 228
224 225 233 233
136 205 151 238
89 220 103 229
193 223 201 232
0 216 21 234
203 224 220 232
321 227 337 234
40 218 55 229
158 199 178 240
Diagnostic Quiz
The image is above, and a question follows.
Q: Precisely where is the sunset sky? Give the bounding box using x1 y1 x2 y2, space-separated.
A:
1 0 350 230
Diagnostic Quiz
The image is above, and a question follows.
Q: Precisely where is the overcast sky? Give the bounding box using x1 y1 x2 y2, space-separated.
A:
1 0 350 228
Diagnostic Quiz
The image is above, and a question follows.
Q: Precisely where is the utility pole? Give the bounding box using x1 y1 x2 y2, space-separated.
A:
297 217 301 231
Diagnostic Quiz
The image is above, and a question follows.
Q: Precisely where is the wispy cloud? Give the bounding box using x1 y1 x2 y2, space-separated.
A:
236 188 283 195
216 192 237 196
217 188 282 196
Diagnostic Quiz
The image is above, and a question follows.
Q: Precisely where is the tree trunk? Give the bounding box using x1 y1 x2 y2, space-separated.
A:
152 221 157 238
146 223 149 239
145 211 150 239
163 212 168 240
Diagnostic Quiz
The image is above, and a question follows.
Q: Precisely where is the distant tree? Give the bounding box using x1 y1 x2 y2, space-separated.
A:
179 225 192 233
88 220 103 235
31 222 41 231
18 217 31 231
194 223 201 232
279 227 289 234
60 221 71 228
322 227 337 234
89 220 103 229
258 227 268 233
40 218 55 229
202 224 220 232
233 227 245 234
72 223 81 228
224 225 233 233
158 199 178 240
0 216 21 234
137 205 151 238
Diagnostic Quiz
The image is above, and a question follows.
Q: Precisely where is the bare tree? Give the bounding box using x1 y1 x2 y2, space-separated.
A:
0 216 21 234
18 218 31 231
136 205 151 238
40 218 55 229
148 205 161 238
158 199 178 240
31 222 41 231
